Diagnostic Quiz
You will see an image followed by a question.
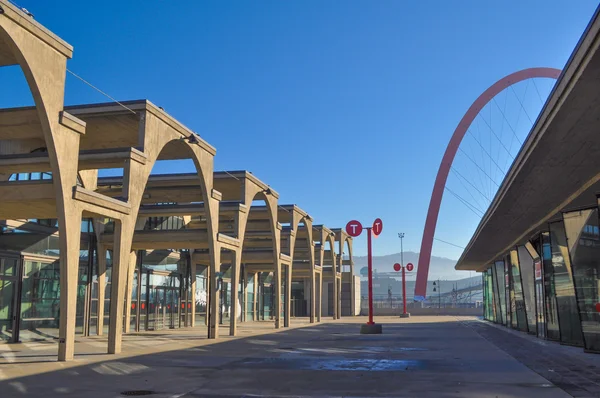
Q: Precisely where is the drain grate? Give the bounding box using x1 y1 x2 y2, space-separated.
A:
121 391 155 396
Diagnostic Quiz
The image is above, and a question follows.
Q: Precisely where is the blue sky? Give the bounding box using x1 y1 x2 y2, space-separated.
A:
2 1 598 261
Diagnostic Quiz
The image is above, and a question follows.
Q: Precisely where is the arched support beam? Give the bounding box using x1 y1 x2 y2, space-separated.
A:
108 114 218 352
415 67 561 300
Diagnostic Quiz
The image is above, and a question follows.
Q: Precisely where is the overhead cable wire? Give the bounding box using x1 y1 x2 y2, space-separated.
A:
502 82 527 174
450 169 486 213
465 120 487 203
464 137 488 206
488 104 493 200
457 147 500 188
493 95 523 147
66 69 137 116
492 90 508 188
433 238 465 249
467 129 506 175
510 81 533 129
451 167 491 203
532 78 546 105
475 117 491 200
444 186 484 217
478 111 515 162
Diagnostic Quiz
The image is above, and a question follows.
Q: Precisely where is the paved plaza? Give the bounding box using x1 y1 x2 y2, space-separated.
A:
2 316 599 397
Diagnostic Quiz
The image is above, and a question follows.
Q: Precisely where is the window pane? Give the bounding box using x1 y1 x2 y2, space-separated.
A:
563 209 600 352
549 220 584 347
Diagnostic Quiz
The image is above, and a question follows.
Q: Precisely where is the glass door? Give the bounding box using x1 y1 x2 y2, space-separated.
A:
0 256 21 343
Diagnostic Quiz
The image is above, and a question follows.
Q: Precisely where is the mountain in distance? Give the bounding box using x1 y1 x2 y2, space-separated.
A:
352 251 474 280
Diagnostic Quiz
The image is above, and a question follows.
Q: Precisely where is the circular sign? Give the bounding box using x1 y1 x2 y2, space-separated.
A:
596 302 600 313
406 263 414 272
372 218 383 237
393 263 401 272
346 220 363 237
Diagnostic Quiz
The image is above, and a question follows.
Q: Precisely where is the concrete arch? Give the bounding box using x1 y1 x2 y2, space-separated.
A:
229 186 280 334
103 114 219 354
0 4 87 362
339 233 353 317
415 67 561 300
290 213 316 323
317 227 337 319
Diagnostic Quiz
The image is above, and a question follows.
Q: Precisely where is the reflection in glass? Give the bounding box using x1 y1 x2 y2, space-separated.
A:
517 246 537 334
509 250 527 332
549 221 583 346
563 208 600 352
492 261 504 324
539 232 560 341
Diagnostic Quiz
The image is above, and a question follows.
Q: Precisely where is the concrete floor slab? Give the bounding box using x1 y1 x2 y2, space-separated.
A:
0 317 576 397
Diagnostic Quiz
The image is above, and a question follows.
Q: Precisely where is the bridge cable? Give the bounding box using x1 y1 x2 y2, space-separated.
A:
532 78 546 105
433 238 465 249
510 84 534 126
444 186 484 218
451 167 490 204
457 147 500 188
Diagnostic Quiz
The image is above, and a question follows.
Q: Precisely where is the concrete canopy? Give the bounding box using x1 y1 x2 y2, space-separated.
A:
456 8 600 271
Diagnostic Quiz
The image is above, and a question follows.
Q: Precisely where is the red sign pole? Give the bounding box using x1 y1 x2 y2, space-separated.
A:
347 219 382 334
367 227 374 325
402 265 407 316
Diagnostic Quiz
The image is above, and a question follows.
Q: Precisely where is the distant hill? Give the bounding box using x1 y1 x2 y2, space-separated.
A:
352 251 474 280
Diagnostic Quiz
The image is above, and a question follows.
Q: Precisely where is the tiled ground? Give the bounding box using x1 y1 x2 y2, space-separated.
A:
464 319 600 397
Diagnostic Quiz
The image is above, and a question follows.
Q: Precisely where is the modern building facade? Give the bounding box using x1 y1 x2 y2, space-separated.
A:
0 0 356 362
456 7 600 353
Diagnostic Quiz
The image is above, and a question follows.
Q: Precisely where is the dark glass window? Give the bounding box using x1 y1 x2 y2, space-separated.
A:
549 221 584 347
493 261 505 325
517 245 537 334
539 232 560 341
509 250 528 332
563 208 600 352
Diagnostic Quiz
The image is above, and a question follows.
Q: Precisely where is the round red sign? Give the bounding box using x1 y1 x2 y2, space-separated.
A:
372 218 383 236
345 220 363 237
406 263 414 272
393 263 401 272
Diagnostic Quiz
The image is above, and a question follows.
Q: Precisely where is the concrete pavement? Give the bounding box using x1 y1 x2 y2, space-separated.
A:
0 316 579 397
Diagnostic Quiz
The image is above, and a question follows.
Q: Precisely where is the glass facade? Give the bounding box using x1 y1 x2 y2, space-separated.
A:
549 221 584 347
0 210 298 344
517 245 536 334
493 261 506 325
563 208 600 353
509 250 527 332
0 218 97 342
482 216 599 353
539 232 561 341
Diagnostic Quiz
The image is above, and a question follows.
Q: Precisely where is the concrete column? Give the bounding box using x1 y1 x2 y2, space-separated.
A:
190 262 197 328
230 250 241 336
253 273 258 321
108 220 134 354
310 270 316 323
332 271 338 320
317 272 322 322
274 263 282 328
205 265 210 327
57 208 83 361
124 250 138 334
97 244 107 336
337 277 342 319
350 262 355 317
284 265 292 327
242 266 248 322
208 247 221 339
